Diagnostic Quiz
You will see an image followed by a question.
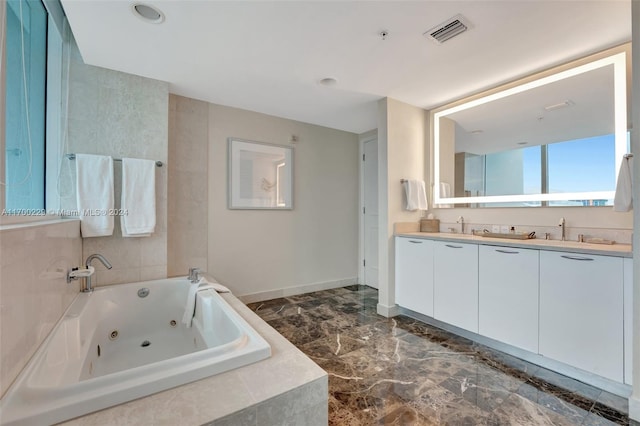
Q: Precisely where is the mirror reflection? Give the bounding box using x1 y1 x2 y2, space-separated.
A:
434 51 627 207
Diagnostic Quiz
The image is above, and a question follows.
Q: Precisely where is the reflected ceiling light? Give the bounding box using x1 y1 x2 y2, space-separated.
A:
544 100 574 112
319 77 338 87
132 3 165 23
470 129 483 134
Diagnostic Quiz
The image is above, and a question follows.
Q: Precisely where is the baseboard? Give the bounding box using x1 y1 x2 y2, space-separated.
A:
376 303 400 318
629 396 640 421
237 277 357 304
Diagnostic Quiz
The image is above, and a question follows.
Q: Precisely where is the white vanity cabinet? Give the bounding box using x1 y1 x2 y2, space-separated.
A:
433 241 479 333
395 237 434 317
478 245 539 353
539 251 624 383
624 257 633 385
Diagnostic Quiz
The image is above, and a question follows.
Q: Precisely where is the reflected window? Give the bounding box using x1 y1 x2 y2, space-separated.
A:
462 134 618 207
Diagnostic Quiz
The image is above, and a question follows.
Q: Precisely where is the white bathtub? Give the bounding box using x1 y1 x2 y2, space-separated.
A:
0 277 271 425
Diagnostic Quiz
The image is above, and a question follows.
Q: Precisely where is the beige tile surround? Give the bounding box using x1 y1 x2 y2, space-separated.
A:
0 219 82 397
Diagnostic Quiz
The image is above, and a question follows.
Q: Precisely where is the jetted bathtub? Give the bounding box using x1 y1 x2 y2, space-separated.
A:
0 277 271 425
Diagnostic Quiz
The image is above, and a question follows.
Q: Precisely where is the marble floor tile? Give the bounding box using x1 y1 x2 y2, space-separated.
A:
247 286 630 425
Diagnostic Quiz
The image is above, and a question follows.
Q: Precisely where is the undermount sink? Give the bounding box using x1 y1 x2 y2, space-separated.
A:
481 232 534 240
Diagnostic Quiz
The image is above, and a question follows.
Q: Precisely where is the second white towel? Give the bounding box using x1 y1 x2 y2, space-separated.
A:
403 179 428 211
120 158 156 237
614 156 633 212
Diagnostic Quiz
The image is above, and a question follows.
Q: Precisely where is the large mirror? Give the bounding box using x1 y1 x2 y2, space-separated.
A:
433 50 628 207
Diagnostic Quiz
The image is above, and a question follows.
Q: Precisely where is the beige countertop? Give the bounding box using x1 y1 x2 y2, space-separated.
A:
396 231 632 258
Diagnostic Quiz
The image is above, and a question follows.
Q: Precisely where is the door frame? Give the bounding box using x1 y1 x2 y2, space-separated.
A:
359 130 378 286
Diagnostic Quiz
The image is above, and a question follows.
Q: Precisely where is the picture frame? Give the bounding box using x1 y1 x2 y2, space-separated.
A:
228 138 294 210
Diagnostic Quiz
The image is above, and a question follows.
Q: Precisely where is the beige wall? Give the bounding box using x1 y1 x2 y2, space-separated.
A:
167 95 209 276
168 97 360 297
377 98 428 313
62 38 169 286
208 104 359 297
0 220 82 397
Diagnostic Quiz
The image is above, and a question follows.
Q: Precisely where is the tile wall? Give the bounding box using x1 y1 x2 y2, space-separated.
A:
60 37 169 286
0 220 82 397
167 95 209 277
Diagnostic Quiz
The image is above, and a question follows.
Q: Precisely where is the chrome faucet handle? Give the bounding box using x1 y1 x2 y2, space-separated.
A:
188 267 201 283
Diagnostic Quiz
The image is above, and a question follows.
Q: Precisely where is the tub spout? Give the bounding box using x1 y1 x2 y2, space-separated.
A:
84 254 112 293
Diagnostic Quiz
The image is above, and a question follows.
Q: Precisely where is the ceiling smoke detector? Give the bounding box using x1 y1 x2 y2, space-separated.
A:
424 14 471 44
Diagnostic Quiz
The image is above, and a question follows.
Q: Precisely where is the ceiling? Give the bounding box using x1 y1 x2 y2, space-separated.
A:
60 1 631 134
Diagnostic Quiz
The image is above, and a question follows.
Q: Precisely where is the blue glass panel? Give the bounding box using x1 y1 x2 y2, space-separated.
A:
5 0 47 210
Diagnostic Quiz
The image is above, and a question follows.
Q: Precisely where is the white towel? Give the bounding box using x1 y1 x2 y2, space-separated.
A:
120 158 156 237
614 156 633 212
403 179 428 211
182 282 215 328
439 182 453 208
75 154 114 237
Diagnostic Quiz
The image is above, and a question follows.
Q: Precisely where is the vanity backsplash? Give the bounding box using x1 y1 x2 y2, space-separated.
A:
395 221 632 245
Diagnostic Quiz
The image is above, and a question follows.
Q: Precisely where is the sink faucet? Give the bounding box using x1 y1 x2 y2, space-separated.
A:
457 216 465 234
558 217 566 241
84 254 112 292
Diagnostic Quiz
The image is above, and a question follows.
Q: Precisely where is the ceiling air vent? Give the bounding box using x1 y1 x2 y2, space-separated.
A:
424 14 471 44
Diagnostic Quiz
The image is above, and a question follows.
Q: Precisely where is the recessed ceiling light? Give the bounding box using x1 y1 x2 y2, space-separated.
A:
517 142 528 145
132 3 165 24
318 77 338 87
470 129 483 134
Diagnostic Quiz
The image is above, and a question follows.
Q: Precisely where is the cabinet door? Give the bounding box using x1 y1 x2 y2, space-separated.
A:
395 237 434 317
479 246 539 353
433 241 478 333
624 257 633 385
539 251 623 382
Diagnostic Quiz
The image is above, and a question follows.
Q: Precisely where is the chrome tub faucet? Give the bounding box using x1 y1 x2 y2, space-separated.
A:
188 267 201 283
84 254 112 293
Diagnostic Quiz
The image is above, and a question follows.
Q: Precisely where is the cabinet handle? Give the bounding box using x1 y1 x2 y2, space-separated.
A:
408 240 423 244
560 255 594 261
496 249 519 254
445 244 463 249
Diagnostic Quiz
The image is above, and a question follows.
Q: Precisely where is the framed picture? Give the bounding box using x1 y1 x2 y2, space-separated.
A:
228 138 294 209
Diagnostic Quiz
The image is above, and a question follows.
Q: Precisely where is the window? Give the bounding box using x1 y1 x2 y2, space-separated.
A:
4 0 47 211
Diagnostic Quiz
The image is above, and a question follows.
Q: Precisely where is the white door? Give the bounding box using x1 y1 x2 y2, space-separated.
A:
363 138 378 288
